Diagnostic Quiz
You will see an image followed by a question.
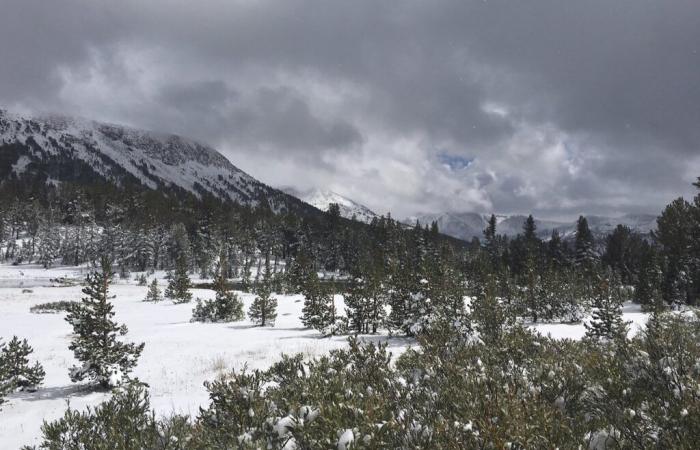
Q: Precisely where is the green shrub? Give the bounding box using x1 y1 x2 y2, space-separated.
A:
29 384 191 450
31 310 700 449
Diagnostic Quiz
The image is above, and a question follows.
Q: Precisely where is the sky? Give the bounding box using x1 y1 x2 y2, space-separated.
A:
1 0 699 220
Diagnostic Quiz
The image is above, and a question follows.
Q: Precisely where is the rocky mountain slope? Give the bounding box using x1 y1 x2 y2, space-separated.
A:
0 109 312 214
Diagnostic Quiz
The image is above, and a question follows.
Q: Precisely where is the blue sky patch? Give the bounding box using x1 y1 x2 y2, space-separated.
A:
438 153 473 170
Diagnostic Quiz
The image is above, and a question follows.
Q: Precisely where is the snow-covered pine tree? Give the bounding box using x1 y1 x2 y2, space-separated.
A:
36 221 61 269
143 278 162 302
65 258 144 388
165 253 192 303
240 262 253 293
585 270 629 341
387 262 416 334
193 216 216 279
543 268 583 323
212 253 245 321
287 247 314 294
345 272 385 334
345 276 369 334
146 226 167 270
656 198 695 305
248 256 277 326
300 272 335 331
0 336 45 392
192 252 245 322
136 273 148 286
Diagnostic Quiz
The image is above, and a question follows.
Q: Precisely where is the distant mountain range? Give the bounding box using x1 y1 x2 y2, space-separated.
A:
282 187 379 223
280 186 656 241
405 212 657 241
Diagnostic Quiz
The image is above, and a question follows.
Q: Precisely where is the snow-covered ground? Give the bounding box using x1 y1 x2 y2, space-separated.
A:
0 264 648 448
0 264 412 448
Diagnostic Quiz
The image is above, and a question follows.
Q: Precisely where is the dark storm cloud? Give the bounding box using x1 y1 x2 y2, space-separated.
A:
153 82 363 155
1 0 698 217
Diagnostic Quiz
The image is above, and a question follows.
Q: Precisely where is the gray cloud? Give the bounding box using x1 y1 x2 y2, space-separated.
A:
1 0 699 218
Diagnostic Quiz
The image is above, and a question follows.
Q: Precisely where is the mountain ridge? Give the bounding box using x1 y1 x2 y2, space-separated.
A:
406 211 657 241
281 187 379 223
0 108 316 215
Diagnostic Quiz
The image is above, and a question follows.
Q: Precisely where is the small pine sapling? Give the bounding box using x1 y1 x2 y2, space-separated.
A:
585 270 629 342
143 278 162 303
165 253 192 303
0 336 45 393
249 256 277 326
192 252 244 322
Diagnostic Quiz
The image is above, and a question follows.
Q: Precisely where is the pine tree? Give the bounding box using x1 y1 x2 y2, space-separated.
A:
656 198 695 305
387 262 418 334
523 214 537 243
36 222 61 269
193 252 245 322
300 271 335 331
344 271 385 334
0 336 45 392
574 216 596 272
345 277 371 334
143 278 162 302
634 246 663 310
65 258 144 388
212 253 245 322
249 257 277 326
165 253 192 303
483 214 501 270
585 270 629 341
547 229 567 267
547 268 584 323
287 248 315 294
483 214 497 248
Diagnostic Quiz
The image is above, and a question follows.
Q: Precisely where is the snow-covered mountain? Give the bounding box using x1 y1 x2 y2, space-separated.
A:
283 187 378 223
404 212 489 241
407 211 657 241
0 109 313 213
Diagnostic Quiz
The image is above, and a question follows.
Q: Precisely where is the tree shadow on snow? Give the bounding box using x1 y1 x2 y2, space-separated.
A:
228 323 259 330
268 326 308 332
12 384 97 402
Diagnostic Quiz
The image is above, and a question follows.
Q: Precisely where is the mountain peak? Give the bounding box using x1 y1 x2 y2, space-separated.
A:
282 187 378 223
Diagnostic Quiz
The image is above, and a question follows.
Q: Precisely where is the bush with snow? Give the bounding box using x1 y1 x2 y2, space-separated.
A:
0 336 45 408
32 302 700 449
